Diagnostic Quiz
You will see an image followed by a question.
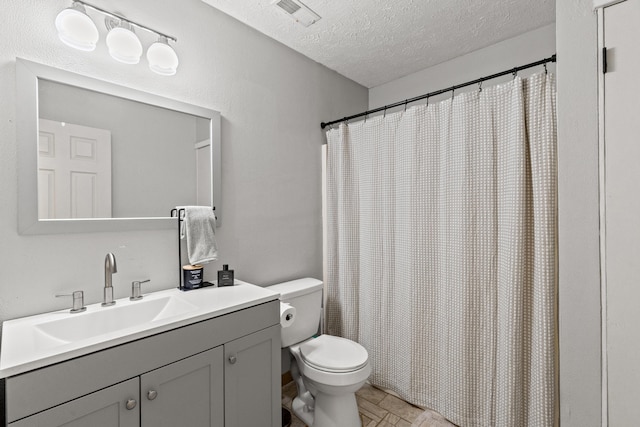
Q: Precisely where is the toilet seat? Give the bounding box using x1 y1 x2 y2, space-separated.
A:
299 335 369 373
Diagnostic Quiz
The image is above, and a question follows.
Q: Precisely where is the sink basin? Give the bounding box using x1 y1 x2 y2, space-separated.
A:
35 296 197 344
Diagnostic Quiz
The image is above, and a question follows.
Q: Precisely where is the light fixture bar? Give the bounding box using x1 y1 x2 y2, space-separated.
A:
74 0 177 43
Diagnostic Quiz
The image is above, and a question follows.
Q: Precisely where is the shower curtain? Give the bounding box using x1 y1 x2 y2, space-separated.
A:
325 73 556 427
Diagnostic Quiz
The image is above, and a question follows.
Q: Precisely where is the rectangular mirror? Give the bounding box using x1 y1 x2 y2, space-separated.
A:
16 59 221 234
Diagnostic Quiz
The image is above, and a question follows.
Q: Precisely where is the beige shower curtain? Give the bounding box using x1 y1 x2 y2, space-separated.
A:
325 73 557 427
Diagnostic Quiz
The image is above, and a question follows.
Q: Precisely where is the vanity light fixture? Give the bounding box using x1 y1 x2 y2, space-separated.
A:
55 2 99 51
146 36 179 76
105 19 143 64
55 1 179 75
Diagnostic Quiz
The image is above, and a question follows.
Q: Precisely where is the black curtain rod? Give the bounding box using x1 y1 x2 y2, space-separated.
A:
320 54 557 130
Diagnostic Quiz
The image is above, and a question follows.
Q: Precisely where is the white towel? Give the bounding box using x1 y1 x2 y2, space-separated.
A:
179 206 218 265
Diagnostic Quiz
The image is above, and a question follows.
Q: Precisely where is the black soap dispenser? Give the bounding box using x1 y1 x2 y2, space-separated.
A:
217 264 234 287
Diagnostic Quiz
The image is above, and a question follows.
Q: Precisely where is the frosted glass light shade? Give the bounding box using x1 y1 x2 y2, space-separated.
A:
146 38 179 76
106 26 142 64
55 4 99 51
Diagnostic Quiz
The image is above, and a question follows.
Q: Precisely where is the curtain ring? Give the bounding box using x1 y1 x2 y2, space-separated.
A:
512 68 518 79
478 80 483 93
544 63 548 74
426 95 429 107
404 100 408 112
383 106 387 118
364 113 368 123
451 86 455 99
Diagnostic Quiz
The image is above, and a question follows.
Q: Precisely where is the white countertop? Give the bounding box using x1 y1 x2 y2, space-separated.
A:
0 281 279 378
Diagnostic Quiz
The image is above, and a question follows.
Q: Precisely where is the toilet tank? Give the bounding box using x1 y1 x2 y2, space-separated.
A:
268 278 323 347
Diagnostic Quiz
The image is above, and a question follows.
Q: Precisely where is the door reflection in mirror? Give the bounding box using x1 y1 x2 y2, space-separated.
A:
38 79 210 219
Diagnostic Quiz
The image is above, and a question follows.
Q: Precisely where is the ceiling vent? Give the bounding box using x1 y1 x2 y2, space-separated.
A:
273 0 321 27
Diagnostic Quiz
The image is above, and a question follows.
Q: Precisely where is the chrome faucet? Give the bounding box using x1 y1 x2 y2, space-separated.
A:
102 252 117 306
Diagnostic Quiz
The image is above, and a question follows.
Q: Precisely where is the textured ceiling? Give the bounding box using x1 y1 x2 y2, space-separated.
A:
201 0 555 88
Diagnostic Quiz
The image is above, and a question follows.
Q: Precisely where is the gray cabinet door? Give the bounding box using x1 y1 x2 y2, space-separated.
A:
224 325 281 427
140 346 224 427
9 378 139 427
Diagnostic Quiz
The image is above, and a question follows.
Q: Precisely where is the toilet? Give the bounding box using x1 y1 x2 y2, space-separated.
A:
269 278 371 427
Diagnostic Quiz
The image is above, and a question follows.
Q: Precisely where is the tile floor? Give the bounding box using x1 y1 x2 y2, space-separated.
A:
281 381 457 427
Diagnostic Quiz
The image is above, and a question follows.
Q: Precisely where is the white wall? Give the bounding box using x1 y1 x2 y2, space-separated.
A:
0 0 367 323
557 1 602 426
369 23 556 110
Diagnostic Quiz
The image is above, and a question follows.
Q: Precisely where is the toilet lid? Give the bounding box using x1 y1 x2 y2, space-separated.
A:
299 335 369 373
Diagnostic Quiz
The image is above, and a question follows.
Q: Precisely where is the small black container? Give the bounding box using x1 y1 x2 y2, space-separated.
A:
217 264 234 287
183 264 204 290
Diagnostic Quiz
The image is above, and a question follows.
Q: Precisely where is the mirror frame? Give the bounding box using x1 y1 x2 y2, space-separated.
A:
16 58 221 234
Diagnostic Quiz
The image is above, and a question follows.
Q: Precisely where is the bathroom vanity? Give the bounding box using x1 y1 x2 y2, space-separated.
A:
0 282 281 427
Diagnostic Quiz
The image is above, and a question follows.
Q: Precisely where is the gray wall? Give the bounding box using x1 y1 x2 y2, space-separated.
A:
369 24 556 110
557 1 602 426
0 0 367 322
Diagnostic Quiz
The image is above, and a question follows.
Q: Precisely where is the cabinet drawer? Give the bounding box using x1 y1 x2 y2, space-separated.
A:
9 378 138 427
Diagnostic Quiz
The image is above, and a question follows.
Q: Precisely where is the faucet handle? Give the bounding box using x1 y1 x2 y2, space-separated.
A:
56 290 87 313
130 279 150 301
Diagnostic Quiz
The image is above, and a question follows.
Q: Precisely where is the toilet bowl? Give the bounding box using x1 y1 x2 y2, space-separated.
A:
290 335 371 427
268 278 370 427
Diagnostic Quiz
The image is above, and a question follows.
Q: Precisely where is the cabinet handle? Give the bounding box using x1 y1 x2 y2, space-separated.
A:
228 355 237 364
125 399 137 410
147 390 158 400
